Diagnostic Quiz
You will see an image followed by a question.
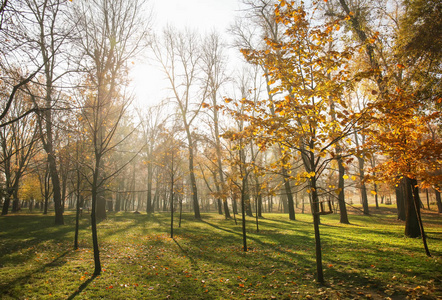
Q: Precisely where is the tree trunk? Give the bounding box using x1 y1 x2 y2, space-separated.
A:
217 198 223 214
281 191 288 213
358 157 369 215
337 156 349 224
186 128 200 219
282 168 296 220
310 176 324 283
374 182 379 208
1 191 12 215
408 177 431 257
12 188 19 212
241 178 247 252
91 187 101 276
257 194 263 218
396 179 406 221
214 105 231 219
404 177 420 238
245 180 253 217
223 199 230 219
170 191 174 239
91 160 102 276
74 175 81 250
48 153 64 225
170 152 174 238
232 194 238 215
43 193 49 215
146 149 153 213
96 182 107 221
435 189 442 213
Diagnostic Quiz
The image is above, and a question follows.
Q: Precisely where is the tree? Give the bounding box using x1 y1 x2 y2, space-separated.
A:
0 77 39 215
0 0 72 224
230 0 298 221
326 0 440 243
223 110 259 252
26 0 75 225
19 173 42 210
238 0 361 282
72 0 150 276
397 0 442 57
138 104 166 214
200 31 232 219
152 27 204 219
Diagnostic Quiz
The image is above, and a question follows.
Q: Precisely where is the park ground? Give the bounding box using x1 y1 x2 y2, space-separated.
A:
0 206 441 299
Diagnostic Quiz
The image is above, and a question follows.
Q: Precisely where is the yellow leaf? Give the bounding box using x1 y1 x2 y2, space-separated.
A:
371 191 377 195
343 175 349 179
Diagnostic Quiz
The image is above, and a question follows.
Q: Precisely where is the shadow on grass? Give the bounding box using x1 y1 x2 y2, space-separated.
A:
0 213 89 262
172 238 200 272
67 275 98 300
195 219 317 271
0 250 70 297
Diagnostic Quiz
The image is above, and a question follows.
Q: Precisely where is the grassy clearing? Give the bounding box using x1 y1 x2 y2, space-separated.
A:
0 206 441 299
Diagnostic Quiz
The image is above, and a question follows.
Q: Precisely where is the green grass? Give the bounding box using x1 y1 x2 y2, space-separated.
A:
0 206 441 299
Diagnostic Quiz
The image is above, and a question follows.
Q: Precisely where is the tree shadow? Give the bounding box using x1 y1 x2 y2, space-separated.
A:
172 238 199 272
0 250 70 297
67 275 98 300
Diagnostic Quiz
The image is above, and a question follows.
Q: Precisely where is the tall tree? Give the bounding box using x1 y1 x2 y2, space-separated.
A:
138 104 167 214
201 31 232 219
152 27 204 219
3 0 74 225
239 0 361 282
0 81 39 215
72 0 150 276
231 0 298 220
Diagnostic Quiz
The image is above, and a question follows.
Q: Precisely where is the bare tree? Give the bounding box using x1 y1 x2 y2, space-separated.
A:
72 0 150 276
200 31 232 219
0 0 73 224
152 27 204 219
0 84 39 215
138 104 167 214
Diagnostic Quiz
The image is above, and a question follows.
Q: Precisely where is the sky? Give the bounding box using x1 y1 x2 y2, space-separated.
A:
131 0 242 107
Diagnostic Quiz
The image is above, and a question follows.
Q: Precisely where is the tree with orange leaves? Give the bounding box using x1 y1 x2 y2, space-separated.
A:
231 0 362 283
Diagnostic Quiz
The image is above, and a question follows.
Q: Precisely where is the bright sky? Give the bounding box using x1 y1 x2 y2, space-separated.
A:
131 0 242 107
152 0 240 29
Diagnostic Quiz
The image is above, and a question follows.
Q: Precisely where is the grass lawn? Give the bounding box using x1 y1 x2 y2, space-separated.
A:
0 206 441 299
